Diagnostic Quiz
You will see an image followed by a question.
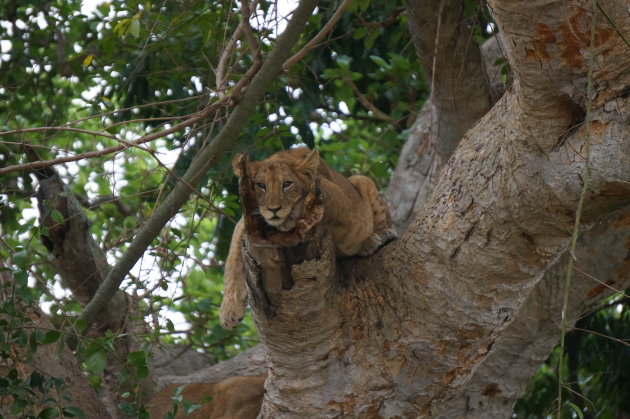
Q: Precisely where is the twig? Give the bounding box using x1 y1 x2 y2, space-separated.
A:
0 97 228 176
283 0 353 70
574 266 630 299
68 93 207 127
572 327 630 347
557 1 597 417
343 75 392 123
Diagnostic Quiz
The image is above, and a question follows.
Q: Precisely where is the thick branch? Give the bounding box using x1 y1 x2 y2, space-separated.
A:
405 0 493 159
386 7 501 230
79 0 319 327
487 0 630 149
435 207 630 418
35 171 129 331
244 52 630 419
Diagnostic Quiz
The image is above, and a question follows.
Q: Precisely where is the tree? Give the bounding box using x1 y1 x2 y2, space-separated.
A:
0 0 628 417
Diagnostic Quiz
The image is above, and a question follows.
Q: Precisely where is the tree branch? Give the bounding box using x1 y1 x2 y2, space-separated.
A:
282 0 352 70
0 99 226 176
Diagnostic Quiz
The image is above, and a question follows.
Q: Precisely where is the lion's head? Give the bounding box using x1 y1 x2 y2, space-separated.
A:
233 147 319 232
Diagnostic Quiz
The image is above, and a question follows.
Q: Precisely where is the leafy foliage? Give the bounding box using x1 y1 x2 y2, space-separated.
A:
515 295 630 418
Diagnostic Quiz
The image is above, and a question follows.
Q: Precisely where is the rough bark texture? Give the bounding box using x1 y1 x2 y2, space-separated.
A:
232 0 630 416
405 0 493 160
436 208 630 417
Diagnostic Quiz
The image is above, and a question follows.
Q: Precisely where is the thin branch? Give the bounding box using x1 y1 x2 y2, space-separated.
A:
102 113 198 131
574 266 630 299
216 20 245 93
0 126 120 141
282 0 352 70
557 1 597 416
572 327 630 347
0 97 228 176
68 93 207 127
343 75 393 123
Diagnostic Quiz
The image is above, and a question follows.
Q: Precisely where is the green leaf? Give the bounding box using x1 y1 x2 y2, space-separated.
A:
13 250 28 269
369 55 390 70
183 400 201 414
113 18 130 37
165 319 175 333
43 330 62 345
38 407 60 419
62 406 86 419
50 209 65 223
117 403 135 416
129 18 140 38
135 365 149 379
84 350 108 375
74 318 88 333
353 27 367 40
566 402 584 419
127 350 148 367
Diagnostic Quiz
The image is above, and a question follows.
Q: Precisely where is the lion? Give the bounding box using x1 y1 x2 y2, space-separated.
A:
219 147 397 329
146 375 265 419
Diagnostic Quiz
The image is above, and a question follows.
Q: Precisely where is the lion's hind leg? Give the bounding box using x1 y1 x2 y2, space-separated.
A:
348 175 398 256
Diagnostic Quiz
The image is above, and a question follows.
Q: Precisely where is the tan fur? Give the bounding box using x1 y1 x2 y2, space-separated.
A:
219 147 397 329
146 375 265 419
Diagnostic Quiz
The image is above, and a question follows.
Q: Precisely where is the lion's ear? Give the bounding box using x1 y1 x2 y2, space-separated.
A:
297 149 319 179
232 153 247 178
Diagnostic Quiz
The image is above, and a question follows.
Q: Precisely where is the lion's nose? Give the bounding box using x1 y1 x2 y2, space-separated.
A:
268 206 282 214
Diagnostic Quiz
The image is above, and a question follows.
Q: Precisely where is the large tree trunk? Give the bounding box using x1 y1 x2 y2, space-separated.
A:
236 0 630 417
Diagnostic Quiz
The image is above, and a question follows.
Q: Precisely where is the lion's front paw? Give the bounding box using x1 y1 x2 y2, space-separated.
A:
357 228 398 257
219 299 247 329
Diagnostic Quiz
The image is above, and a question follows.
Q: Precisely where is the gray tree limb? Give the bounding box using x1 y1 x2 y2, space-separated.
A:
386 0 496 229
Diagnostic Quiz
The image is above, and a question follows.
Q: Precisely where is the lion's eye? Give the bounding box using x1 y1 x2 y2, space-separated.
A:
282 181 293 189
256 182 266 190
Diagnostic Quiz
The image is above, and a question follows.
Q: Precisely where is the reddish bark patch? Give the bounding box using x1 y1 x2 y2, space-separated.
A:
527 23 556 61
581 120 608 138
612 212 630 230
557 9 615 68
444 367 460 385
586 280 614 299
482 383 503 397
